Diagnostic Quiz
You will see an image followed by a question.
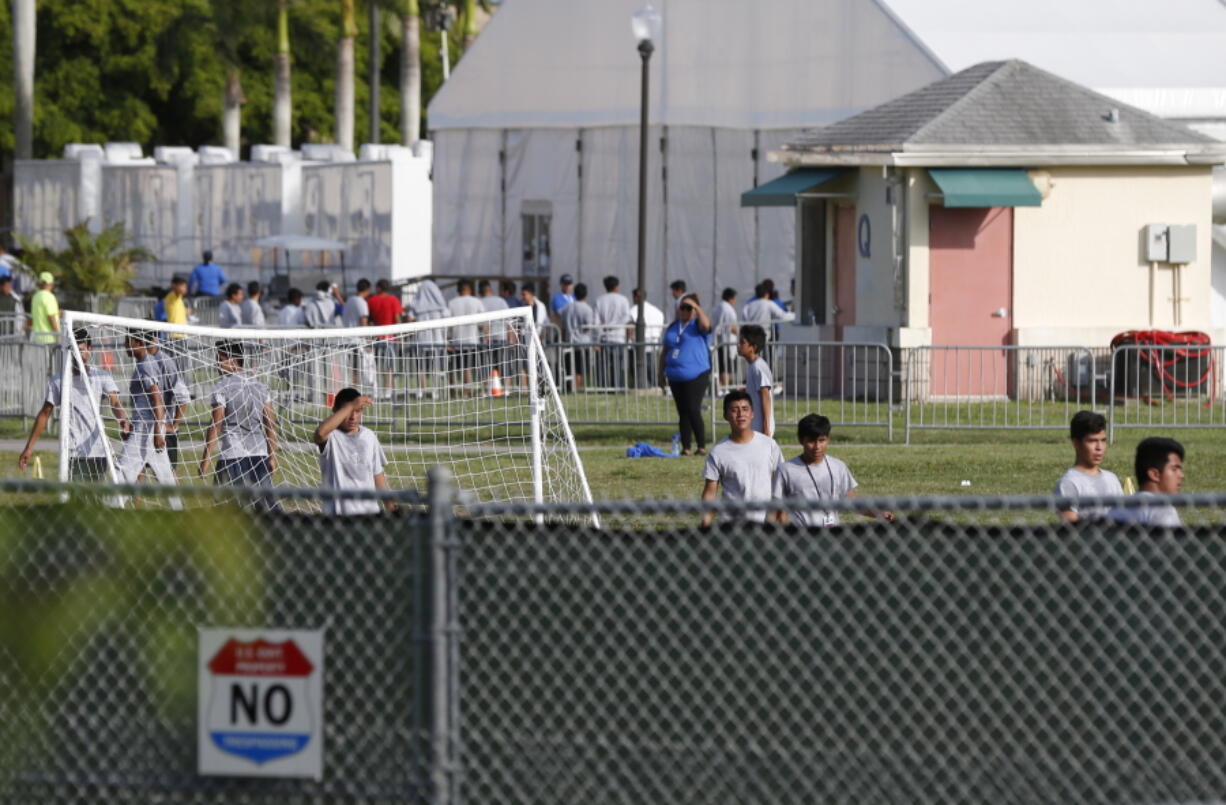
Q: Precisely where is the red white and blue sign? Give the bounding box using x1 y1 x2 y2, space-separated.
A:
198 629 324 779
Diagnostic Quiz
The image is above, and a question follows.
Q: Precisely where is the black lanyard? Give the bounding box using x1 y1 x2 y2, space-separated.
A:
803 459 835 500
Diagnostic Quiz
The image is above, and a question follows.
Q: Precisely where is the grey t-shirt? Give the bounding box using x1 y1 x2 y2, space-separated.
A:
319 425 388 515
240 298 266 326
211 373 272 460
128 356 161 424
46 369 119 458
153 348 189 424
774 455 858 527
561 300 596 344
744 357 774 435
1109 491 1183 527
1054 467 1124 521
710 300 738 343
593 292 632 344
342 295 370 328
703 433 783 523
219 300 243 329
448 295 486 344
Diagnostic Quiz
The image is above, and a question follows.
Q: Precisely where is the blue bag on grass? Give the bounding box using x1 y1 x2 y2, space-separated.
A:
626 441 677 458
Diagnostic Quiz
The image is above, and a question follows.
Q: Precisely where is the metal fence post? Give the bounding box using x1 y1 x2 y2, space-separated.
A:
421 466 459 805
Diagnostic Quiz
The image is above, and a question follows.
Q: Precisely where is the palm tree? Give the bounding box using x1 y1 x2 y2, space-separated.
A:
274 0 292 147
457 0 477 50
12 0 36 159
400 0 421 145
335 0 358 151
223 71 246 157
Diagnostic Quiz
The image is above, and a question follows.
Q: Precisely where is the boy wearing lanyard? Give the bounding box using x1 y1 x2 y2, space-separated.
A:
774 414 894 527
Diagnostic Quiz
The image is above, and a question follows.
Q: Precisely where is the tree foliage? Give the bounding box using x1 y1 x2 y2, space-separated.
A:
17 221 153 295
1 0 475 158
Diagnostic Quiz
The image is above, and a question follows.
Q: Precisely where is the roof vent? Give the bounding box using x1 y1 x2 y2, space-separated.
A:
1106 108 1120 123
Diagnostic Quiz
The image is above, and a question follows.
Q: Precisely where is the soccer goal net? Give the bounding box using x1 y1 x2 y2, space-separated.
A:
56 308 594 512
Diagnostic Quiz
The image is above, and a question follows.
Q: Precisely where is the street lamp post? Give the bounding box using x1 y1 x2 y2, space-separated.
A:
631 5 661 372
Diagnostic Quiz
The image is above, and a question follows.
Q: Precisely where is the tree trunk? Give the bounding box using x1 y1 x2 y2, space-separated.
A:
400 0 421 145
273 0 292 147
368 2 380 144
12 0 35 159
461 0 477 51
224 70 245 158
335 0 357 152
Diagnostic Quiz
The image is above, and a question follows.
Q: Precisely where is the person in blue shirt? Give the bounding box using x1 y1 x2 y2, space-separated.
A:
188 250 227 297
550 273 576 317
658 293 713 455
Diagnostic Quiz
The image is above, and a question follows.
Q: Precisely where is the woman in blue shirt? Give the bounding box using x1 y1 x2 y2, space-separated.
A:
658 293 713 455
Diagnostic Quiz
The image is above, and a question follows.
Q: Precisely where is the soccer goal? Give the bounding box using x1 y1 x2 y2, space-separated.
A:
57 307 595 512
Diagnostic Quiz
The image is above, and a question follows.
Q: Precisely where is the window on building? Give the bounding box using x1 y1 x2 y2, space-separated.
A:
521 201 552 277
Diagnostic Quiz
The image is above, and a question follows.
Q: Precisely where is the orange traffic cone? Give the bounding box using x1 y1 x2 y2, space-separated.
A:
489 369 504 397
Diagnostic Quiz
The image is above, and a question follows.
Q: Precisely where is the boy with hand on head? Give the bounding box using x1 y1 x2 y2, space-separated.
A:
701 390 783 527
774 414 894 527
1055 410 1123 523
1109 437 1185 527
198 341 279 490
19 328 129 481
313 387 395 514
737 324 773 437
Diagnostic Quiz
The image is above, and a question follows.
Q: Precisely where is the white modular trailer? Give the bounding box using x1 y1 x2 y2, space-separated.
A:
302 151 432 283
13 157 100 250
194 160 296 277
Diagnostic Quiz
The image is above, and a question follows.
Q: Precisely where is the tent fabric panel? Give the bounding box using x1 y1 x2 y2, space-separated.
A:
714 129 758 305
928 168 1042 207
432 130 503 276
503 129 581 288
665 127 717 308
741 168 845 207
578 126 665 301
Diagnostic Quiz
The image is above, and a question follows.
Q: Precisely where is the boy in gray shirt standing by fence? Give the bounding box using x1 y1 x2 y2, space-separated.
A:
701 390 782 526
738 324 774 437
774 414 893 527
1055 410 1123 523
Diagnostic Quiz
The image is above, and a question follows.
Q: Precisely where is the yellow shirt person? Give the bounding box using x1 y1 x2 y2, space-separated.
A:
164 277 190 339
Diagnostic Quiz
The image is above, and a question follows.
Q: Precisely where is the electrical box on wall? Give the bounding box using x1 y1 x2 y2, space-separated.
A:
1144 223 1198 263
1167 224 1197 264
1145 224 1169 262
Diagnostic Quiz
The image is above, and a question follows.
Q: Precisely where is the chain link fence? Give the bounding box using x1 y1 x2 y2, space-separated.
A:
4 478 1226 803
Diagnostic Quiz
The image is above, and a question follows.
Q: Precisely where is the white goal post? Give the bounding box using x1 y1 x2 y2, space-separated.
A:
57 307 596 514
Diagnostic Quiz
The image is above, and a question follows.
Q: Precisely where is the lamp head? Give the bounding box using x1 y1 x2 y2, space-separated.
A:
631 4 662 47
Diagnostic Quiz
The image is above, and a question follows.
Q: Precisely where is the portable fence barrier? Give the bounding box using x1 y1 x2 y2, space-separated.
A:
904 345 1101 443
1108 342 1226 441
4 476 1226 803
0 338 56 421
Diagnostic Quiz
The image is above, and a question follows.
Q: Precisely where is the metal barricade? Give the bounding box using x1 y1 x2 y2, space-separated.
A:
0 339 56 421
1108 343 1226 441
717 341 895 440
544 340 683 427
904 345 1098 443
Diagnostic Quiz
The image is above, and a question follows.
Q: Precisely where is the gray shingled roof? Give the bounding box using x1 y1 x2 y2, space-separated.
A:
782 60 1219 154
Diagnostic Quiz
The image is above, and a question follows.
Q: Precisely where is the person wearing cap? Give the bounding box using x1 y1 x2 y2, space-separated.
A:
29 271 60 345
550 274 576 318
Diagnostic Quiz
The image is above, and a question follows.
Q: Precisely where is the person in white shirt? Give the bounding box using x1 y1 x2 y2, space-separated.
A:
701 390 782 526
710 287 739 387
561 283 596 389
218 283 245 328
313 387 394 515
1055 411 1124 523
197 340 279 495
304 281 343 328
593 276 632 387
278 288 307 326
738 324 774 437
669 280 687 312
19 328 129 481
1109 437 1185 527
409 279 449 393
342 279 372 327
742 281 795 328
631 287 666 342
478 279 511 383
448 279 486 392
240 281 266 326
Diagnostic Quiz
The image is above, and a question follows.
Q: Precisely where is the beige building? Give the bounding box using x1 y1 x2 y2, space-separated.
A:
746 61 1226 358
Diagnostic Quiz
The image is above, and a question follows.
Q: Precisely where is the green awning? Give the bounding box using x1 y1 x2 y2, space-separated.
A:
740 168 845 207
927 168 1042 208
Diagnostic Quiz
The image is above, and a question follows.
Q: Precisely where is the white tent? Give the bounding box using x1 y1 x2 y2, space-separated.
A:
428 0 1226 310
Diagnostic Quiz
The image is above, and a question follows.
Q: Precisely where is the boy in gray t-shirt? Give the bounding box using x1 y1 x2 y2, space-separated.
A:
701 390 782 525
313 387 394 515
1108 436 1185 527
737 324 773 436
1055 410 1123 523
774 414 894 527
